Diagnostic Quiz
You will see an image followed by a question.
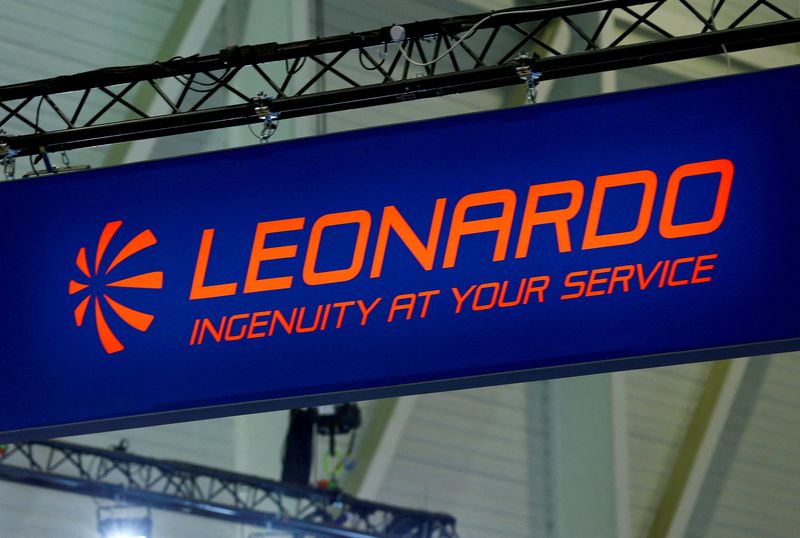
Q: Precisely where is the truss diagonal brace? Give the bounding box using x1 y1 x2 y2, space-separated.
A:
0 0 651 103
0 464 380 538
0 440 457 538
3 18 799 157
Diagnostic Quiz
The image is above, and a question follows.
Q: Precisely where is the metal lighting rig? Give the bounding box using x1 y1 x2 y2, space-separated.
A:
0 0 798 158
0 1 798 535
0 441 456 538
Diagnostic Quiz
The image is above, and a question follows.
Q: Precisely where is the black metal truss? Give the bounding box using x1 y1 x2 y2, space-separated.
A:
0 441 457 538
0 0 798 157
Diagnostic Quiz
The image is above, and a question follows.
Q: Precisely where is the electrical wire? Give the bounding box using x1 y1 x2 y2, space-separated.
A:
395 0 615 67
285 56 307 75
709 0 733 74
311 419 318 485
246 117 279 143
157 55 233 94
181 70 234 93
27 96 45 177
246 123 260 141
358 47 386 71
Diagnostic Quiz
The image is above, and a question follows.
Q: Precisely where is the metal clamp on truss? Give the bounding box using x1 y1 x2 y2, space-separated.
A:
0 1 795 156
0 133 18 180
515 54 542 104
18 145 91 179
253 92 280 143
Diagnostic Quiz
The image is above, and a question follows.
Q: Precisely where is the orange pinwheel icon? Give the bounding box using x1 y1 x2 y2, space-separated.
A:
68 221 163 354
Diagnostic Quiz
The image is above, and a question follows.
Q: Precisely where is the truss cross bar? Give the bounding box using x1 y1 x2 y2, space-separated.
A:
589 9 615 51
729 0 763 29
457 38 487 68
358 48 393 82
677 0 715 33
0 441 457 538
43 96 74 129
0 100 42 133
608 0 669 47
563 15 602 50
188 67 246 111
0 96 33 130
619 5 675 38
0 1 796 157
441 33 462 72
84 82 138 127
498 19 554 64
762 0 794 20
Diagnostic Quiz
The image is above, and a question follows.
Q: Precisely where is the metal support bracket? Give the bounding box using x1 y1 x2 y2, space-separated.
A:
254 92 280 143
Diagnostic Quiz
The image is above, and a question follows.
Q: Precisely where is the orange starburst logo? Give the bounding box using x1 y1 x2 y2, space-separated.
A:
68 221 163 355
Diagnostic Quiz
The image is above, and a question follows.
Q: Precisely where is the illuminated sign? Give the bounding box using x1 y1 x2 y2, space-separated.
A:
1 65 799 441
70 221 162 353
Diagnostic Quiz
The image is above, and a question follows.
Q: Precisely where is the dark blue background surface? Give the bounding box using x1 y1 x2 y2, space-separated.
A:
1 65 799 440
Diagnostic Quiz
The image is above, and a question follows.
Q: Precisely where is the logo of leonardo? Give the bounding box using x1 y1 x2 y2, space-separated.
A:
68 221 163 355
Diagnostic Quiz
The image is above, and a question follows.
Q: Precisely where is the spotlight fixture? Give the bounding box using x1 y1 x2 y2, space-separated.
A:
97 505 152 538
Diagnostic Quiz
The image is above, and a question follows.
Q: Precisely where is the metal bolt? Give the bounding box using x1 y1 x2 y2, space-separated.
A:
254 105 270 120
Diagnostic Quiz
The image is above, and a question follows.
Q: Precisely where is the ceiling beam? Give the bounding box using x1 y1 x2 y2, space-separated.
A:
104 0 226 167
647 358 749 538
354 396 418 499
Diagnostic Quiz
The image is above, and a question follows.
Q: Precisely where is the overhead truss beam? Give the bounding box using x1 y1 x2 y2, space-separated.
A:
0 0 798 157
0 441 457 538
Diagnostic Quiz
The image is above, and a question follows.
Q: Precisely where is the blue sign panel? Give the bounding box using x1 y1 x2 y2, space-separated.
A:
2 66 799 441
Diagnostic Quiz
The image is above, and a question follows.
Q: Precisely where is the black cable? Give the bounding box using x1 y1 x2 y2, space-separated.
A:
28 96 44 176
246 118 279 143
284 55 307 75
157 55 232 94
27 155 37 176
346 429 357 456
246 122 260 141
281 408 315 485
358 47 386 71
